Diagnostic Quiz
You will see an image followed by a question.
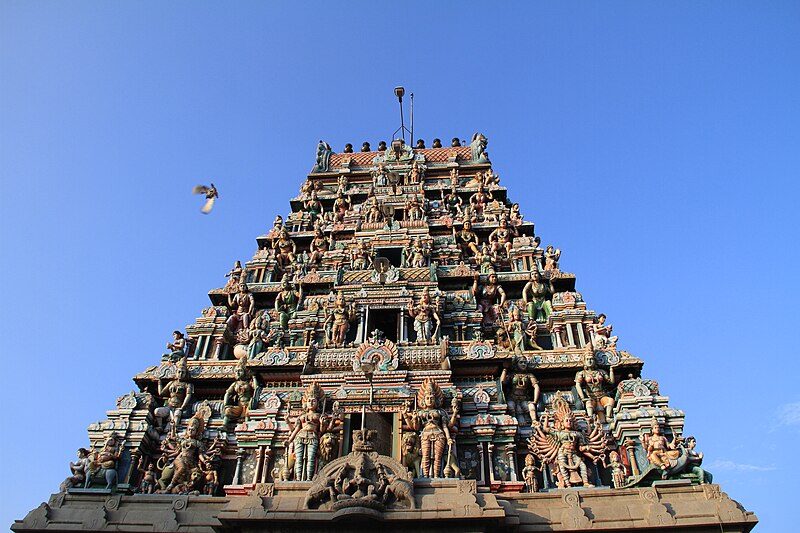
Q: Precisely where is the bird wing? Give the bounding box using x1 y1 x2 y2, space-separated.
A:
193 185 210 195
201 197 216 214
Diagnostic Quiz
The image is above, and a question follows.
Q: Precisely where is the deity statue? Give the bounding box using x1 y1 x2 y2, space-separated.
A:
544 245 561 271
441 187 463 217
525 320 543 350
324 292 356 347
500 355 540 425
449 168 459 188
164 330 186 362
472 271 506 329
363 189 384 224
478 242 495 274
226 282 254 334
271 215 283 234
371 164 388 187
403 236 429 268
509 203 523 225
157 414 223 494
483 169 500 187
86 433 125 489
246 311 277 358
502 307 528 355
521 454 541 493
488 217 517 258
405 194 424 221
407 288 440 344
607 450 627 488
574 350 617 421
409 160 425 187
312 140 332 173
350 239 373 270
309 227 331 269
286 383 342 481
336 174 349 194
591 313 619 351
400 379 456 478
222 357 259 428
155 356 194 433
685 436 713 484
137 463 158 494
332 192 350 223
59 448 91 492
469 183 492 217
224 260 243 290
273 228 297 271
528 397 607 488
640 418 681 478
469 132 488 162
275 276 304 331
304 191 324 226
522 270 553 323
453 219 480 259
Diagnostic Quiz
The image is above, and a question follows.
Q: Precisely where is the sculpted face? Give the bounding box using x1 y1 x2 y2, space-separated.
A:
464 220 472 231
583 353 596 370
489 273 498 284
424 392 435 408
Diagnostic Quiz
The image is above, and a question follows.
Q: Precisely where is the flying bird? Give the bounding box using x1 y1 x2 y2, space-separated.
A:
192 183 218 214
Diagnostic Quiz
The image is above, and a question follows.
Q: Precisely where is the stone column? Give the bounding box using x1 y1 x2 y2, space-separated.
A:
261 447 273 483
232 448 247 485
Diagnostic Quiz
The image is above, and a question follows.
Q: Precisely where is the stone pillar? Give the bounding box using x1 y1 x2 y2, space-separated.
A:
506 447 518 482
251 447 265 485
261 447 273 483
233 448 247 485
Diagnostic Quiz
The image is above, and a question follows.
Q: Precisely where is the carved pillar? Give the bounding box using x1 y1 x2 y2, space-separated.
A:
487 443 496 483
260 447 273 483
355 306 366 343
232 448 247 485
251 447 264 485
126 450 141 486
506 447 518 482
551 326 562 349
477 443 486 485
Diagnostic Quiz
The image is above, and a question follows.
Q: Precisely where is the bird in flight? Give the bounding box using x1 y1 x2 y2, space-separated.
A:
192 183 218 214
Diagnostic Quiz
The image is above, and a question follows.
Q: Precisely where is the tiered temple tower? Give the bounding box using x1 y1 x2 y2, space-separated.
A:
15 134 757 532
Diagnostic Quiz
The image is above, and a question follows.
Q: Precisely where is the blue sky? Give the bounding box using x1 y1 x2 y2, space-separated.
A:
1 1 797 530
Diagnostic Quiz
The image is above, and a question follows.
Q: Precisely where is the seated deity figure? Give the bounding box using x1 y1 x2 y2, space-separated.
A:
155 357 194 433
405 194 424 221
224 260 243 290
223 357 259 428
488 217 517 258
308 227 330 269
641 418 681 478
60 448 91 492
591 313 619 350
350 239 373 270
275 276 304 331
501 356 540 425
509 203 523 225
226 282 254 334
408 288 440 344
478 242 495 274
522 270 553 323
544 245 561 271
273 228 297 271
574 351 617 421
362 189 384 224
164 330 187 362
685 436 713 484
246 312 276 358
441 187 463 217
472 271 506 330
453 219 480 259
469 184 492 217
332 192 350 223
304 191 323 226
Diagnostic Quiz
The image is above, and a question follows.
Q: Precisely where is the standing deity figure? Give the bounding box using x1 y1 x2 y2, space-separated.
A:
273 228 297 272
164 330 187 361
286 383 342 481
312 140 332 173
222 357 259 428
407 288 440 344
453 218 480 259
640 418 681 478
371 164 388 187
469 183 492 217
155 356 194 433
59 448 91 492
522 270 553 323
501 355 540 425
521 454 541 493
309 227 331 269
275 276 304 331
472 271 507 330
405 194 424 221
404 237 430 268
409 159 424 185
246 311 275 358
574 350 617 421
488 217 517 258
607 451 628 488
350 239 373 270
449 168 460 188
478 242 495 274
528 398 607 488
304 191 324 226
324 292 356 347
544 245 561 271
685 436 713 484
226 282 254 334
442 186 463 217
400 379 455 478
503 307 528 355
591 313 619 351
332 192 350 223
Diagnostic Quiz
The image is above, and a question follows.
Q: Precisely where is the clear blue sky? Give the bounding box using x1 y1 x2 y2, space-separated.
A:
1 1 797 530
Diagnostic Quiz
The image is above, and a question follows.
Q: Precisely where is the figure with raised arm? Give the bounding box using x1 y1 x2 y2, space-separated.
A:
574 350 617 421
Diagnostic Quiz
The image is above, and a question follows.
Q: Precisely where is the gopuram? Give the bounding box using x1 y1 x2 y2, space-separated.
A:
15 134 756 532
